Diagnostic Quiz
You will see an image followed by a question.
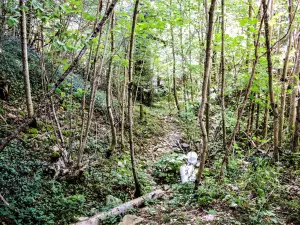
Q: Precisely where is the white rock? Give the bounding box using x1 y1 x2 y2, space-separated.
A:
78 217 89 221
7 113 17 119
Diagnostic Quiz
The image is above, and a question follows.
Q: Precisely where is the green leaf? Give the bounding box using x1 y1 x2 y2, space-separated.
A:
8 17 18 27
83 12 96 21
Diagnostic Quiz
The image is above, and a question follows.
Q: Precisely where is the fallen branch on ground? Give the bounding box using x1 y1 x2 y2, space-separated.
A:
0 194 9 206
71 189 164 225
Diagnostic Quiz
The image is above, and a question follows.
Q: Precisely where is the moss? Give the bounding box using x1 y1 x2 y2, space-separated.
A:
28 128 38 134
51 151 60 159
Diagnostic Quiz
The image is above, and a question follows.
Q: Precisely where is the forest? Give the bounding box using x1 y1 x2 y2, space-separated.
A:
0 0 300 224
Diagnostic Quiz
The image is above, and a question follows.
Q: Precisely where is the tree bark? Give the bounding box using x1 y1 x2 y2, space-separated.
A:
289 35 300 132
293 35 300 152
170 10 180 112
71 190 164 225
20 0 34 117
106 12 117 157
194 0 217 191
262 0 279 161
219 0 227 180
121 49 127 151
278 0 293 147
128 0 142 198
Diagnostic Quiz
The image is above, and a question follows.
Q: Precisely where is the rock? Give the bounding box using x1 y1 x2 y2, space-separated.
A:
53 145 60 152
229 202 238 208
228 184 239 191
78 217 89 221
106 195 122 206
119 215 144 225
7 113 17 119
182 143 189 148
163 184 170 191
90 208 97 214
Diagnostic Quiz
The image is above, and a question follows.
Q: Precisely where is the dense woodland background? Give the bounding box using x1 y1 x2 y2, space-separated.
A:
0 0 300 224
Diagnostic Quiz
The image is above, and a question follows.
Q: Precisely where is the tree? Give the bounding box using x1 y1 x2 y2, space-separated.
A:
20 0 34 117
262 0 279 161
194 0 217 191
128 0 142 198
106 12 117 157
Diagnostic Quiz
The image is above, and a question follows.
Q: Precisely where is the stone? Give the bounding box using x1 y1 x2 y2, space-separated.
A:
229 202 238 208
7 113 17 119
182 143 189 148
163 184 170 191
119 215 144 225
53 145 60 152
78 217 89 221
106 195 122 206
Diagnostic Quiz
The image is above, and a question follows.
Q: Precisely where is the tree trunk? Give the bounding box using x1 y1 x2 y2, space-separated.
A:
262 0 279 161
106 12 117 157
20 0 34 117
71 190 164 225
128 0 142 198
219 0 227 180
292 35 300 152
255 94 260 133
289 36 300 132
170 11 180 112
194 0 217 191
121 50 127 151
278 0 292 147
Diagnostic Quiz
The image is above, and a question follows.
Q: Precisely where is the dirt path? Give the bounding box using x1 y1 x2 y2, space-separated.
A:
145 114 183 162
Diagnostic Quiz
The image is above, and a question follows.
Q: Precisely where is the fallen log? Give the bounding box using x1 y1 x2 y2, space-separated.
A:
71 189 164 225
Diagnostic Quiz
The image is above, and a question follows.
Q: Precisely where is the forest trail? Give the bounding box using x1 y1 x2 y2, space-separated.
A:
145 114 183 162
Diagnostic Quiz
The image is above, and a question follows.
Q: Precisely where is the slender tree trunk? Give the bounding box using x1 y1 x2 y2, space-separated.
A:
194 0 217 191
262 0 279 161
219 0 227 180
20 0 34 117
120 50 127 151
179 7 187 115
248 101 255 135
289 36 300 131
246 101 253 135
106 12 117 157
170 16 180 111
279 0 292 147
292 35 300 152
262 99 269 139
128 0 142 197
255 94 260 133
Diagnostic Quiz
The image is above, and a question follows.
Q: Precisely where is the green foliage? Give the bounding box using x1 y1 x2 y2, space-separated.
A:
0 37 42 100
134 106 165 139
153 152 185 184
169 182 194 207
0 141 88 224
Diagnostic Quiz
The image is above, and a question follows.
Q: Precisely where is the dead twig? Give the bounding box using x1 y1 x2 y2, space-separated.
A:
0 194 9 206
